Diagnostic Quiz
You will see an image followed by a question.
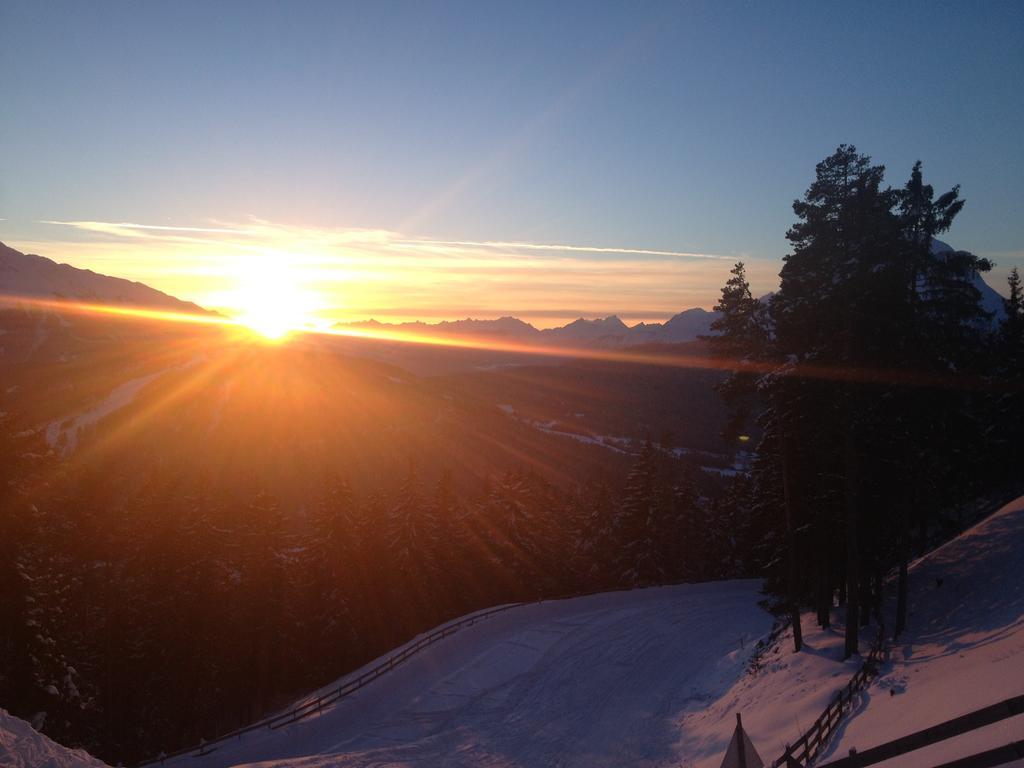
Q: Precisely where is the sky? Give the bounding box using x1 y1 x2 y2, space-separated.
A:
1 1 1022 328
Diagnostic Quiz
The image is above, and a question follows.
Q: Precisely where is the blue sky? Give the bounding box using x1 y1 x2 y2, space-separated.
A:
1 1 1022 324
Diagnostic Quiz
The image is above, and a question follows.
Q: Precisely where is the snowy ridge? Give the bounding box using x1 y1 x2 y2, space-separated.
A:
0 709 106 768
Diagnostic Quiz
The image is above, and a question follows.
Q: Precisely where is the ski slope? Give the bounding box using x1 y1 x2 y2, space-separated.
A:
171 581 776 768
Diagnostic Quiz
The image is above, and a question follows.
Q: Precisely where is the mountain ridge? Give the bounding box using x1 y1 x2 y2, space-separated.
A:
0 241 210 315
336 307 722 348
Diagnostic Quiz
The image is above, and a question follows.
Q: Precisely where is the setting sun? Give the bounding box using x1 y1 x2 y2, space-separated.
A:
229 257 316 341
238 308 296 341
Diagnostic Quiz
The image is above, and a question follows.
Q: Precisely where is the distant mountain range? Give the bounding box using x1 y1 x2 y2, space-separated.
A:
338 239 1008 347
336 307 722 348
0 241 208 314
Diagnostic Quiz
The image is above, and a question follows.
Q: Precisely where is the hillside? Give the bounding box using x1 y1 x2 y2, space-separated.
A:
151 494 1023 768
0 317 633 501
824 494 1024 765
4 495 1022 767
0 242 208 314
166 581 775 768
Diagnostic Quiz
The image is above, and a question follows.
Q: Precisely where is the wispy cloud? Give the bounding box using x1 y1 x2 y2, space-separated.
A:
41 220 252 236
401 238 728 260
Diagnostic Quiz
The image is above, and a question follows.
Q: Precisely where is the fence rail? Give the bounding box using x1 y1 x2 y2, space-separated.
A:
772 626 886 768
816 694 1024 768
136 602 522 766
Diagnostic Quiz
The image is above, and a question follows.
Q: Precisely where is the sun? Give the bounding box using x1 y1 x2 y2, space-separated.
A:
239 309 294 341
229 257 315 342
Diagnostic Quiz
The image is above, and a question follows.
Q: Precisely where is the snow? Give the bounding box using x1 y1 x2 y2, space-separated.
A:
45 371 164 454
5 485 1020 768
530 425 631 453
496 404 632 453
670 494 1024 768
168 581 774 768
44 359 200 454
677 608 870 768
823 494 1024 767
164 495 1024 768
0 709 108 768
701 466 741 477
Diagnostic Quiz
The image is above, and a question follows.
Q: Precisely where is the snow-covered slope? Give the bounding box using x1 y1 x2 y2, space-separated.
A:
706 493 1024 768
170 581 774 768
0 709 107 768
0 242 207 313
167 494 1024 768
647 494 1024 768
823 494 1024 766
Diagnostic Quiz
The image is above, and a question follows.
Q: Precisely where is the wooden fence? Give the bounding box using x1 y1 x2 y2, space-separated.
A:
772 626 886 768
814 694 1024 768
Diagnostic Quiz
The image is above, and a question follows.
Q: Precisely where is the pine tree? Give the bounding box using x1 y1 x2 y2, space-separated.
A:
385 463 438 628
774 145 903 655
614 439 661 586
302 477 357 682
705 262 770 440
993 268 1024 481
429 469 472 615
889 161 991 637
709 147 997 656
662 465 706 582
1003 267 1023 348
235 490 290 720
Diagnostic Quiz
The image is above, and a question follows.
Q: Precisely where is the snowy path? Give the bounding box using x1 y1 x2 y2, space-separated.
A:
170 581 772 768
